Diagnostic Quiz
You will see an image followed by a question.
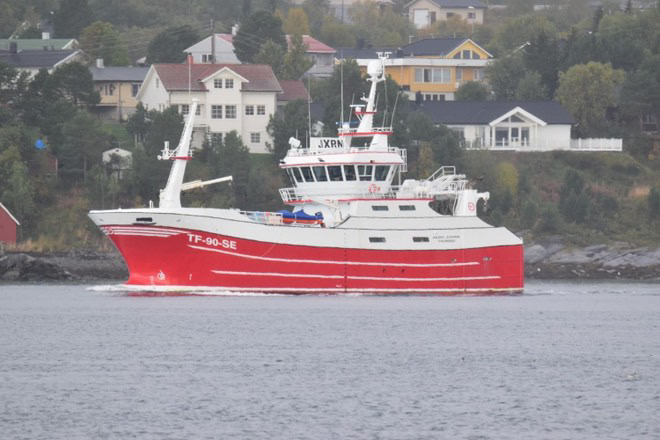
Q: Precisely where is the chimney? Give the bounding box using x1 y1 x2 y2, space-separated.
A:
96 58 104 68
187 53 194 65
42 32 50 40
231 24 239 36
9 41 17 54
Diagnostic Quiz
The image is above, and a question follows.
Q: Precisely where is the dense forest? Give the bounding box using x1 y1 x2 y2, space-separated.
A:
0 0 659 251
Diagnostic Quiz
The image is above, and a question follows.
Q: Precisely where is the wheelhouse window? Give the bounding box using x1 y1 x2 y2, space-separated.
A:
358 165 373 181
300 167 315 182
343 165 356 181
374 165 390 181
328 166 342 181
312 166 328 182
291 167 303 183
286 169 297 186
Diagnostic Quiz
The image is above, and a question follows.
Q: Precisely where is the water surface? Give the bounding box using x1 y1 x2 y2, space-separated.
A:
1 282 659 439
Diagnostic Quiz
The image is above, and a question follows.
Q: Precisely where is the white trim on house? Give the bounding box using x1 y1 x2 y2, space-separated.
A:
489 107 547 127
0 202 20 226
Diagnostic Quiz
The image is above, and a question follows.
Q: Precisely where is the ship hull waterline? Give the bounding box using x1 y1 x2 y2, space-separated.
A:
98 223 524 294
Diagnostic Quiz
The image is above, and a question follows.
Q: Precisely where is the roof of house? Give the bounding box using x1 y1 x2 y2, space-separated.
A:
0 202 20 226
152 63 281 92
0 49 78 68
212 33 335 54
409 101 575 125
90 66 149 82
403 38 470 56
277 80 310 102
335 38 489 59
0 38 77 51
405 0 486 9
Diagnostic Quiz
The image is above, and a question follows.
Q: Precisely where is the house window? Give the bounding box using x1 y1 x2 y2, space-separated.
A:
414 68 450 84
430 11 436 23
447 12 454 18
202 54 209 62
155 78 159 88
131 83 139 97
468 12 476 19
245 105 254 115
225 79 234 88
195 105 201 116
211 133 223 143
225 105 236 118
211 105 222 119
214 79 223 88
180 104 189 115
474 69 484 81
102 84 114 96
257 105 266 115
462 50 471 59
250 132 260 143
456 69 462 82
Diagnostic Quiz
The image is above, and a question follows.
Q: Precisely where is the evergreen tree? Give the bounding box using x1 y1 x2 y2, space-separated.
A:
80 21 130 66
54 0 94 38
282 33 314 80
146 25 200 64
234 11 287 63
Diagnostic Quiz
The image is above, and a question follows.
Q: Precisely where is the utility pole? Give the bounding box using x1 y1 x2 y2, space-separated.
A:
211 19 215 64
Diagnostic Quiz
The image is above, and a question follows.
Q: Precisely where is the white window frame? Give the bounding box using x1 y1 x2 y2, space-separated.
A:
225 79 234 89
211 105 222 119
214 78 223 88
250 132 260 143
225 105 236 119
257 105 266 115
245 105 254 115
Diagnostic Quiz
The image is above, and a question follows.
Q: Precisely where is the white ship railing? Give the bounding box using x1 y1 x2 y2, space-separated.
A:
240 210 283 225
285 146 405 158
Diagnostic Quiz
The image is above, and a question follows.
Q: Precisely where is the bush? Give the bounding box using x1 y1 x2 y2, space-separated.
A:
536 205 562 233
649 187 660 219
520 199 538 229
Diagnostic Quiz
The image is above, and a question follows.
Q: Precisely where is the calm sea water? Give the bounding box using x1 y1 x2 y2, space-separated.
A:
1 282 659 440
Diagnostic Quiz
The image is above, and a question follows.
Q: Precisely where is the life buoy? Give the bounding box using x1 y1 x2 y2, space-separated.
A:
368 184 380 193
467 202 476 212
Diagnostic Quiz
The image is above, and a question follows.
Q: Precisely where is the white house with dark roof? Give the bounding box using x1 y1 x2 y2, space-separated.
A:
0 44 83 77
409 101 622 151
406 0 486 28
137 63 284 153
184 34 336 77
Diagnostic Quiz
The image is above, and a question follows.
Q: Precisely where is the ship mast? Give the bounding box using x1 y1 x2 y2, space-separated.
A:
158 99 198 209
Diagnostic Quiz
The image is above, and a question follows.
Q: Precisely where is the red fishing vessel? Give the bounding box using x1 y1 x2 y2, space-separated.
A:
89 56 523 293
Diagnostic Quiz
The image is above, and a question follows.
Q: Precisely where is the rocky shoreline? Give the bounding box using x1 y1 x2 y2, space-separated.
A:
2 241 659 283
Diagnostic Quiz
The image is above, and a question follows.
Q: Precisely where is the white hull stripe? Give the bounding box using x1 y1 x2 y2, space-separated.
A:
211 270 500 282
102 226 183 237
189 244 480 268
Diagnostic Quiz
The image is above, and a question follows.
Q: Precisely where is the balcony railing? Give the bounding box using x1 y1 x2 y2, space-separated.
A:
464 138 622 152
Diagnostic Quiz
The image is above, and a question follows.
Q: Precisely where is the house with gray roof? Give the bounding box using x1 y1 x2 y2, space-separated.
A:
410 101 622 151
0 45 83 77
90 60 150 121
406 0 486 29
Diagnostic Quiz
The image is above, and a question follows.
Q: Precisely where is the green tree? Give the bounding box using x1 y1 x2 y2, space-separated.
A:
48 62 100 107
234 11 287 63
282 33 314 80
54 0 94 38
303 0 329 36
216 131 251 208
491 15 556 54
522 30 561 98
80 21 130 66
455 81 489 101
59 110 109 183
515 71 548 100
559 169 589 223
283 8 310 35
267 99 310 160
320 16 355 47
485 55 525 100
556 62 625 135
146 25 200 64
598 13 645 71
620 53 660 130
0 159 35 231
349 2 412 46
254 39 287 78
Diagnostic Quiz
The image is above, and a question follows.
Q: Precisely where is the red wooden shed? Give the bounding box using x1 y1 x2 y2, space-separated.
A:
0 202 20 245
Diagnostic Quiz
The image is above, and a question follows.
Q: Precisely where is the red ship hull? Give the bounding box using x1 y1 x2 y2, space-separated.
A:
104 225 524 294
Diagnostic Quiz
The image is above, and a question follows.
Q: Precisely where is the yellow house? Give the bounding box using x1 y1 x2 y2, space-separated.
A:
90 62 150 121
339 38 492 101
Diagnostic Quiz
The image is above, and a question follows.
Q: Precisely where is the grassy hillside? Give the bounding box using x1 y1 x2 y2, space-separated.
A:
461 150 660 247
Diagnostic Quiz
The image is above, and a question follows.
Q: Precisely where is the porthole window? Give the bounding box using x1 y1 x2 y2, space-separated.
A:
413 237 429 242
369 237 386 243
399 205 416 211
371 206 389 211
